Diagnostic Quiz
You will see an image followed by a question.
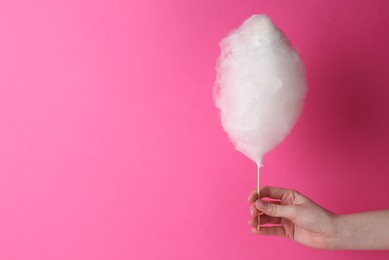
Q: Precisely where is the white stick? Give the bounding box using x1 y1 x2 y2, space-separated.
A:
257 163 261 230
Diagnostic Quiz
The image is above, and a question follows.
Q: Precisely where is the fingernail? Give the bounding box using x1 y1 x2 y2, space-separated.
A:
248 194 251 202
256 200 265 209
250 207 254 216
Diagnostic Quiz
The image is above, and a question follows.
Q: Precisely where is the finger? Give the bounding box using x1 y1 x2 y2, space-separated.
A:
249 190 282 204
260 214 282 225
251 226 286 237
251 204 283 217
256 199 297 219
248 190 258 203
251 202 281 217
260 186 296 200
248 215 282 226
250 206 259 217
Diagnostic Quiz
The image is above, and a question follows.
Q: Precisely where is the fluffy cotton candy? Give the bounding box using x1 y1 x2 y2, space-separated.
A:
214 14 307 165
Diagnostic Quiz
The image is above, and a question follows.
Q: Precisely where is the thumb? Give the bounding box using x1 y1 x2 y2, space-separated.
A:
256 200 297 219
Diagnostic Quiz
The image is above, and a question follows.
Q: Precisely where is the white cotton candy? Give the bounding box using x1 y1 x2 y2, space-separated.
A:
213 15 307 165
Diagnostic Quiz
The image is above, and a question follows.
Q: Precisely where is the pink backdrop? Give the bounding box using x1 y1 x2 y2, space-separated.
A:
1 0 389 259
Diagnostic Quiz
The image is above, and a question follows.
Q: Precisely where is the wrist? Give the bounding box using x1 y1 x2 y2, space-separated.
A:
328 214 353 250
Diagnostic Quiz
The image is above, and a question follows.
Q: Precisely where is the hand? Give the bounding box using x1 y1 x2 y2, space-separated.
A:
248 186 337 249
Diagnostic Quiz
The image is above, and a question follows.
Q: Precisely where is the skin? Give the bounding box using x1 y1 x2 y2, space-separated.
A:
248 186 389 250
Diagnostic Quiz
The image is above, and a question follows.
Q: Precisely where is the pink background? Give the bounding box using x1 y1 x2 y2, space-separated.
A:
1 0 389 259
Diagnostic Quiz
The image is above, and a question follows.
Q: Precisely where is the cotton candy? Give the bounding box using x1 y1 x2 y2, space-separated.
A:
213 15 307 165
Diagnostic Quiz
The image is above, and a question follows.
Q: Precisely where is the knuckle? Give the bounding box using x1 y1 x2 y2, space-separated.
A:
291 191 299 201
283 190 300 204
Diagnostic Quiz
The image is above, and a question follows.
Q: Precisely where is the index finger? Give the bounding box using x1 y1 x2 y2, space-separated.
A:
260 186 295 200
248 186 298 203
248 190 258 203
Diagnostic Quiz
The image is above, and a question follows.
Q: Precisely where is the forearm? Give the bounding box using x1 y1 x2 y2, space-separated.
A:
331 210 389 250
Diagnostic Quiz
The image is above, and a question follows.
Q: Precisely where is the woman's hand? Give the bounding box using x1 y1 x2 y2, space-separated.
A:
248 186 338 249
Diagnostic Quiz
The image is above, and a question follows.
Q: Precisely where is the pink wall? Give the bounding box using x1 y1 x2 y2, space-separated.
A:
1 0 389 259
